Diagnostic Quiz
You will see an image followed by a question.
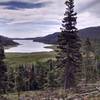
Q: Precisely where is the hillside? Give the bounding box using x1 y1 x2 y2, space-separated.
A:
0 35 19 46
33 26 100 44
33 32 59 44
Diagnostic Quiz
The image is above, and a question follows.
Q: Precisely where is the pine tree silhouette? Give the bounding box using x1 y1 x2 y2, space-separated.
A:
57 0 82 89
0 37 7 93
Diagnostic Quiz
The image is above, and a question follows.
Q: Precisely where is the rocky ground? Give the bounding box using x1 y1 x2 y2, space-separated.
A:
1 83 100 100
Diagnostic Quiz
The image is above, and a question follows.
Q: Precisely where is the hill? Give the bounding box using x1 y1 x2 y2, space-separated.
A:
0 35 19 46
79 26 100 39
33 26 100 44
33 32 59 44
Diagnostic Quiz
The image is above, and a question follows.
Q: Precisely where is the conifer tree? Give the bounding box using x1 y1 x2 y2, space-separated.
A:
16 67 24 100
83 38 97 83
0 38 7 93
57 0 82 89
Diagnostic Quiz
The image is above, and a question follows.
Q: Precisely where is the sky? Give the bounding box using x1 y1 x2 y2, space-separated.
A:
0 0 100 38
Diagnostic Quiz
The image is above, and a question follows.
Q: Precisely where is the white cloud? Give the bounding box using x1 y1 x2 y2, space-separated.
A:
0 0 100 38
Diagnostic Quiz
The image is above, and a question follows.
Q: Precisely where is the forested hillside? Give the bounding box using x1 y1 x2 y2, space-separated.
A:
33 26 100 44
0 35 19 46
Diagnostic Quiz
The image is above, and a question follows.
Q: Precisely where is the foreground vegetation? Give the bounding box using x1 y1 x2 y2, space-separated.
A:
2 87 100 100
5 51 55 67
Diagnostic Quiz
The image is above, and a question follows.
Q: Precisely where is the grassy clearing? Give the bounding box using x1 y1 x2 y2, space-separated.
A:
5 51 56 67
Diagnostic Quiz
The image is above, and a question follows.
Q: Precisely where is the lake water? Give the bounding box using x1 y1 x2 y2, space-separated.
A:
5 40 53 53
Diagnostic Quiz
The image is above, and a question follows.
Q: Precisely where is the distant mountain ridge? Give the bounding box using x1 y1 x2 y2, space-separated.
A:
79 26 100 39
33 26 100 44
12 38 34 40
0 35 19 46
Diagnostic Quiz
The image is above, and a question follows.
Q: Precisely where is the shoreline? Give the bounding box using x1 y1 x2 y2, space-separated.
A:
4 42 20 49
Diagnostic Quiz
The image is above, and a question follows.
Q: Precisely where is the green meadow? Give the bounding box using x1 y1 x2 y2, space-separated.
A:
5 51 56 67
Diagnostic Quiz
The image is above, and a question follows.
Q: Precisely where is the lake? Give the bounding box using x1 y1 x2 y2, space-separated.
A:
5 40 53 53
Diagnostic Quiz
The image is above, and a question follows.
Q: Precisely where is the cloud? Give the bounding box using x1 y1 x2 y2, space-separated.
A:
76 0 100 14
89 3 100 17
0 1 51 10
0 0 100 38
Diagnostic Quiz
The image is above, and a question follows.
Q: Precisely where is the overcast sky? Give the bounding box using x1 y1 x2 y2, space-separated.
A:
0 0 100 38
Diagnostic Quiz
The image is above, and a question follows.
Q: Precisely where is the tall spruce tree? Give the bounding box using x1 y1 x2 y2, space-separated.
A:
0 37 7 93
57 0 81 89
